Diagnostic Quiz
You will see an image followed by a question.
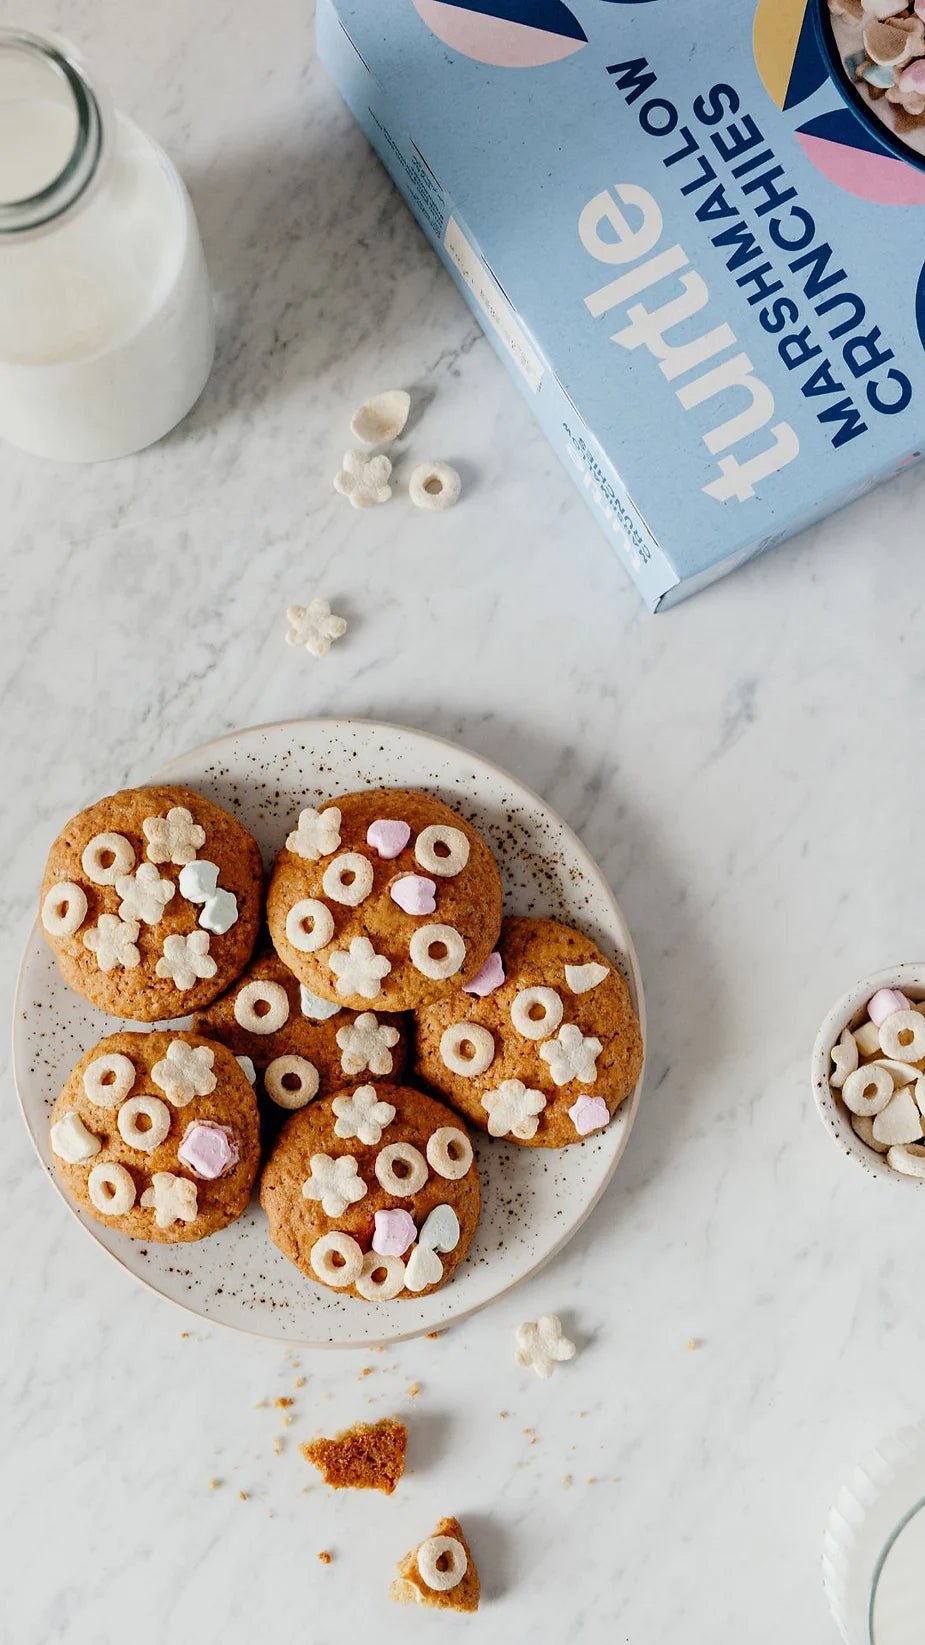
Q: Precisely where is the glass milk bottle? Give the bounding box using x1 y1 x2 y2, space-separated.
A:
0 28 215 461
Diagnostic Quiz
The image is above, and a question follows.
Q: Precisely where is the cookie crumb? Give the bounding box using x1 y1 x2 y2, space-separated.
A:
301 1419 407 1494
586 1477 597 1486
498 1410 508 1419
283 1413 293 1427
254 1400 267 1410
523 1427 535 1436
358 1366 375 1379
239 1491 248 1502
686 1337 702 1352
318 1550 332 1565
180 1331 190 1339
408 1382 422 1398
276 1397 294 1408
207 1479 221 1491
294 1376 306 1389
562 1474 573 1488
273 1437 284 1455
426 1331 441 1340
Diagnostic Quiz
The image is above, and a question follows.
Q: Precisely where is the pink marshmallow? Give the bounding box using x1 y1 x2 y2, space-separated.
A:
178 1121 239 1180
390 874 437 915
372 1208 417 1257
867 988 912 1026
366 819 411 859
463 951 505 997
568 1095 610 1137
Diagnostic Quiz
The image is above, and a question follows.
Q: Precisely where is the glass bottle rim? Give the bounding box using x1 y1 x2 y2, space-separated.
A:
0 27 104 235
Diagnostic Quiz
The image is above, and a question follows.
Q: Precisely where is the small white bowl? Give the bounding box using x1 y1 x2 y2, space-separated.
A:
811 964 925 1192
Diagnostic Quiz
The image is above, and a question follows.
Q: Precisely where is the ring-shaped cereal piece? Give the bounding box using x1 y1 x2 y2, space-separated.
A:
355 1250 406 1301
83 1052 136 1108
286 898 335 953
417 1535 468 1592
264 1054 320 1110
426 1126 474 1181
42 880 88 937
375 1140 428 1197
409 923 466 981
310 1230 364 1288
878 1009 925 1063
81 831 136 886
511 985 564 1041
842 1063 895 1117
439 1022 495 1077
87 1161 136 1216
233 979 291 1035
414 823 470 879
321 852 375 908
117 1094 171 1153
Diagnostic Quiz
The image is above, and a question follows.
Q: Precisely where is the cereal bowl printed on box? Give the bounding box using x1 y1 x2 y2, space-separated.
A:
14 719 646 1346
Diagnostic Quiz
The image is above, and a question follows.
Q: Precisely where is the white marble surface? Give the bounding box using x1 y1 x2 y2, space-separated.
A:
3 4 925 1641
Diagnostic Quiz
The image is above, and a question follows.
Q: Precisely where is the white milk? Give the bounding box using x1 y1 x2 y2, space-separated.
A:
0 32 214 461
870 1500 925 1645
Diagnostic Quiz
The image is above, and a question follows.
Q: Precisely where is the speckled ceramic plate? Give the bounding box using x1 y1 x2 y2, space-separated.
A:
14 719 646 1346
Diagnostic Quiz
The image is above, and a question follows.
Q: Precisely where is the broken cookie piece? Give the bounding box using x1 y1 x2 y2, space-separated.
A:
390 1515 480 1612
299 1417 407 1494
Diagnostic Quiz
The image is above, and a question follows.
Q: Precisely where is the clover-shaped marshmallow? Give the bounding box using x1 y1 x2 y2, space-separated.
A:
301 1152 368 1217
540 1024 603 1087
515 1314 577 1379
336 1012 400 1076
286 600 348 658
115 862 176 926
142 806 206 866
151 1039 217 1107
140 1171 199 1229
155 930 217 991
329 936 392 1000
481 1078 547 1141
285 805 342 861
83 914 141 973
331 1084 397 1146
334 449 393 509
178 859 238 935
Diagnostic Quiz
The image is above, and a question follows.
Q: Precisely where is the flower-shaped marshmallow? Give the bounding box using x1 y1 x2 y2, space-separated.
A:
888 56 925 113
515 1314 577 1380
333 449 393 510
115 862 176 926
864 13 925 65
151 1040 217 1107
286 600 348 659
285 805 342 861
539 1024 603 1087
336 1012 400 1076
142 805 205 866
481 1078 547 1141
140 1171 199 1229
301 1152 368 1217
155 930 217 991
83 914 141 972
331 1084 397 1147
329 936 392 1000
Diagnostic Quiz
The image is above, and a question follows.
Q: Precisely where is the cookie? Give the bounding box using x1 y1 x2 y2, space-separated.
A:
391 1516 480 1612
265 788 502 1012
413 916 643 1148
191 949 408 1119
39 785 262 1021
300 1419 407 1494
49 1030 260 1242
260 1081 480 1300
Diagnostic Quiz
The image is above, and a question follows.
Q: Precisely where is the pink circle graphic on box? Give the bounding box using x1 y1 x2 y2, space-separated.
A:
412 0 587 68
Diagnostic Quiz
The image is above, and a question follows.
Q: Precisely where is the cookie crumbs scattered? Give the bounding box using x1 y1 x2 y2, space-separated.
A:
529 1437 538 1447
276 1397 294 1408
523 1427 535 1436
207 1479 221 1491
498 1410 509 1419
180 1331 190 1339
408 1382 422 1398
686 1338 702 1352
239 1491 249 1502
318 1551 332 1565
294 1376 306 1388
358 1366 375 1379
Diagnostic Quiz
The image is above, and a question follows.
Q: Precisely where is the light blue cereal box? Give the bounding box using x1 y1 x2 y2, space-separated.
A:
317 0 925 609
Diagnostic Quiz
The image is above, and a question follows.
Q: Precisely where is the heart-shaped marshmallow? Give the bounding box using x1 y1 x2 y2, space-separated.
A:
404 1244 444 1293
390 874 437 916
463 951 505 997
366 819 411 859
418 1202 460 1254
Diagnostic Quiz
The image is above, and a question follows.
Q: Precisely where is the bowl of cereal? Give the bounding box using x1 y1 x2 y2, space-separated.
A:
819 0 925 170
812 964 925 1188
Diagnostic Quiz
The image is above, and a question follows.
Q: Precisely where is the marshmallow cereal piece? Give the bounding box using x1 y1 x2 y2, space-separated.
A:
868 988 912 1026
356 1250 406 1301
868 1058 920 1087
889 56 925 114
83 1052 136 1107
390 874 437 916
853 1020 883 1057
887 1143 925 1179
879 1010 925 1062
51 1111 101 1164
568 1094 610 1136
334 449 393 509
142 807 205 867
426 1126 473 1180
842 1063 895 1116
375 1141 428 1197
830 1027 859 1088
565 961 609 994
511 986 564 1041
418 1203 460 1253
155 930 217 991
414 824 470 879
404 1244 443 1292
42 880 88 937
265 1055 320 1110
332 1083 396 1145
236 1055 257 1084
367 818 411 859
865 13 924 64
540 1023 603 1087
83 914 141 973
302 1153 368 1218
140 1172 198 1229
81 831 135 886
409 460 461 511
310 1231 364 1287
482 1078 547 1141
234 979 291 1035
464 951 505 997
88 1162 136 1217
286 898 335 954
372 1209 417 1257
851 1113 890 1154
872 1087 924 1146
117 1095 171 1152
335 1013 400 1077
178 1121 239 1180
286 599 348 658
439 1022 495 1077
515 1314 576 1379
329 935 392 999
417 1536 467 1592
300 984 340 1021
286 806 342 861
350 389 411 446
115 863 175 926
322 852 374 908
409 923 466 980
178 859 238 935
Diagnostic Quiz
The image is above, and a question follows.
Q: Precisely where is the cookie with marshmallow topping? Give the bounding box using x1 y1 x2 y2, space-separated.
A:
413 916 643 1148
48 1030 260 1242
266 788 502 1012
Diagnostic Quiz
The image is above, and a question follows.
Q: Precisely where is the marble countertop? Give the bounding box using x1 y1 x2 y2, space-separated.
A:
4 3 925 1641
